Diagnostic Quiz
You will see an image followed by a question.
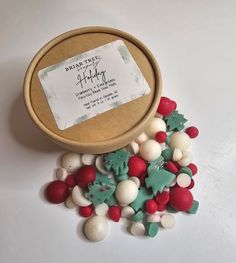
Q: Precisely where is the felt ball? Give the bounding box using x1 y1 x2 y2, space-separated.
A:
187 179 195 189
130 222 145 236
161 214 175 229
185 126 199 139
46 181 69 204
65 174 76 188
170 132 191 151
135 132 149 145
108 205 121 222
139 140 162 162
95 203 109 216
55 168 67 181
157 203 166 212
156 97 176 116
84 216 109 242
75 165 96 188
115 180 138 205
72 186 92 207
61 152 82 172
155 131 167 143
155 191 170 205
169 187 193 211
79 205 94 217
145 199 158 214
176 173 191 188
146 118 166 138
128 155 147 177
187 163 198 176
129 177 140 188
165 161 179 174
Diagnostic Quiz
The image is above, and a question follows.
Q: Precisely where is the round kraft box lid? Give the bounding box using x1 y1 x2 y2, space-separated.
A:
24 27 162 154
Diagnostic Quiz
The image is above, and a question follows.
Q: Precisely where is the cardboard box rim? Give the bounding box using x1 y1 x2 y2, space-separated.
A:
23 26 162 153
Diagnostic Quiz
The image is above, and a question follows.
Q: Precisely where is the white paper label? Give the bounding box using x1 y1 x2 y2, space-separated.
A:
38 40 151 130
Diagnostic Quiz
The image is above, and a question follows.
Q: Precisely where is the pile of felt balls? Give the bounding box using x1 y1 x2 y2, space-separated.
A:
45 97 199 242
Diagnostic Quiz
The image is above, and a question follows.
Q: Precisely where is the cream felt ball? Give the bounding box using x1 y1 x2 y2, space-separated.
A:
139 140 162 161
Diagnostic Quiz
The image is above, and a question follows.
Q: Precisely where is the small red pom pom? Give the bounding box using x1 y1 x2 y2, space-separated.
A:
187 179 195 189
79 205 94 217
75 165 96 188
185 126 199 138
65 174 76 188
145 199 158 214
155 191 169 205
46 181 69 204
157 203 166 212
155 131 167 143
157 97 176 116
128 156 147 177
165 161 179 174
187 163 198 176
169 187 193 211
108 205 121 222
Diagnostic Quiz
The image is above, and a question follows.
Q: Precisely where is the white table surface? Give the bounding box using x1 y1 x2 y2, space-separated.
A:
1 1 236 262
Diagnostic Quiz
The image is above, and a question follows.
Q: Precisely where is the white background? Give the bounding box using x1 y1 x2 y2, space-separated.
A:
0 1 236 262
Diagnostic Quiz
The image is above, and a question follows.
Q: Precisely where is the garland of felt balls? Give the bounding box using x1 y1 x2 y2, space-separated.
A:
45 97 199 241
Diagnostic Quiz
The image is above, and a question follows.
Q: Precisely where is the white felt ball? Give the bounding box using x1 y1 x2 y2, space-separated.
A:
65 196 77 209
115 180 138 205
121 206 135 218
170 132 191 151
135 132 149 145
139 140 162 161
146 214 161 223
72 186 92 207
61 152 82 172
81 154 96 165
129 177 140 188
146 118 166 138
130 222 145 236
95 203 109 216
56 167 67 181
161 214 175 229
84 216 109 242
127 141 140 154
176 173 191 188
172 148 183 162
178 151 193 167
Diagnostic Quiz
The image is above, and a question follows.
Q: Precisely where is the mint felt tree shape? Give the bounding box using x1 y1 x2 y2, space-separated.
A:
145 168 176 195
164 110 187 131
147 156 164 176
104 149 130 181
85 173 116 207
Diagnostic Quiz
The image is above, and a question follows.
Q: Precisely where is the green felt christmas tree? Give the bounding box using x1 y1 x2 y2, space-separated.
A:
85 173 116 207
164 110 187 131
145 168 176 195
104 149 130 181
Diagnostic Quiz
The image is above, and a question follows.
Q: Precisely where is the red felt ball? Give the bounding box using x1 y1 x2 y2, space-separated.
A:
75 165 96 188
156 97 176 116
187 163 198 176
155 131 167 143
165 161 178 174
65 174 76 188
108 205 121 222
187 179 195 189
185 126 199 139
128 156 147 177
157 203 166 212
79 205 94 217
169 187 193 211
145 199 158 214
172 100 177 110
46 181 69 204
155 191 170 205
